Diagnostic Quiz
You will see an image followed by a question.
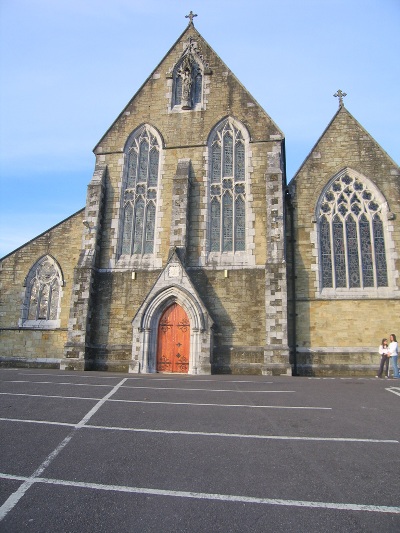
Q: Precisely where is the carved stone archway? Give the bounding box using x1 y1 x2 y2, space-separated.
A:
131 285 213 374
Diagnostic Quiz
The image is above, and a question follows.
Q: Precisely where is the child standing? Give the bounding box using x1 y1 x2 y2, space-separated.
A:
376 338 389 378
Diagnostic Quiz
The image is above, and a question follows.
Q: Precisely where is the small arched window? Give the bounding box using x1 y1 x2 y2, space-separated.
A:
120 125 160 256
21 256 62 326
172 53 202 110
209 119 246 253
318 172 388 290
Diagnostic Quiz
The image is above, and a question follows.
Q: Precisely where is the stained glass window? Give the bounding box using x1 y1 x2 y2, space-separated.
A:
235 142 245 180
212 143 221 183
209 120 246 253
144 202 156 254
235 196 246 251
318 173 388 289
223 134 233 177
222 192 233 251
121 204 133 255
194 70 202 105
346 216 360 288
320 216 333 288
333 215 346 288
373 215 388 287
360 214 373 287
24 256 62 323
175 77 182 106
210 197 221 252
121 126 159 256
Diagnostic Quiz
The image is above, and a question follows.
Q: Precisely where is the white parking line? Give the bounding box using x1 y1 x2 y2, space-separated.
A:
386 387 400 397
109 399 331 410
120 386 295 393
0 418 75 427
0 392 329 409
15 372 121 380
1 418 396 443
0 378 128 522
1 380 112 388
0 392 101 401
12 372 274 384
1 380 293 393
0 473 399 514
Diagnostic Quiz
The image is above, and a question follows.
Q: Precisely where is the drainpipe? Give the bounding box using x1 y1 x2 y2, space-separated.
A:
285 189 298 376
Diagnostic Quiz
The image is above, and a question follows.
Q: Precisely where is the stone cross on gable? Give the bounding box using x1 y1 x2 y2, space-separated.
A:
185 11 198 25
334 89 347 107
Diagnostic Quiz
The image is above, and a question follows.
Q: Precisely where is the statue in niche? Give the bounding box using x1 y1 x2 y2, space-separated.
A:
178 54 193 109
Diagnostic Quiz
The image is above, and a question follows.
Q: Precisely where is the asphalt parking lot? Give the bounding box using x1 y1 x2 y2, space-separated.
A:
0 368 399 532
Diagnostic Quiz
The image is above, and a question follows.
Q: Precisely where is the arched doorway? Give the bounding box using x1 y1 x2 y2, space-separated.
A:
156 303 190 373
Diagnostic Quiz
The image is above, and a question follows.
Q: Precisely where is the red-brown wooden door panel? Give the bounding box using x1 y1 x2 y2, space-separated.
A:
157 303 190 373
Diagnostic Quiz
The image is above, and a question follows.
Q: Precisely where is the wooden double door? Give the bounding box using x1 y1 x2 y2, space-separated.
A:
156 303 190 373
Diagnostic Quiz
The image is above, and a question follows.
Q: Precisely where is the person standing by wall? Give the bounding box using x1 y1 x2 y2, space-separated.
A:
388 333 399 379
376 338 389 378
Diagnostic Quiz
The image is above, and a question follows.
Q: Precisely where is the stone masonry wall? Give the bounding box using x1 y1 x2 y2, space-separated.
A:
289 107 400 374
93 25 283 270
0 210 84 365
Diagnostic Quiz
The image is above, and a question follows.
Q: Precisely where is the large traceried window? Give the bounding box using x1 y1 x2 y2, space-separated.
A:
318 172 388 290
120 125 160 256
21 255 62 327
209 119 246 253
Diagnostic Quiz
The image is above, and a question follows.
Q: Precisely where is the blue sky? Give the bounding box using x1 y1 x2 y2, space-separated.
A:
0 0 399 258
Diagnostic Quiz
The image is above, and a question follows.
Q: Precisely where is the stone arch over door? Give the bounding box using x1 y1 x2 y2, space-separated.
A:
131 285 213 375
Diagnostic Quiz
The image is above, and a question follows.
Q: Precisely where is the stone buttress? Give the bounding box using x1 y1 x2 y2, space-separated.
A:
61 166 106 370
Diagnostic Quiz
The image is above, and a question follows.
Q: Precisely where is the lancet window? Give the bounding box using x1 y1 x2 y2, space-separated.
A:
121 126 160 256
209 119 246 253
318 173 388 290
22 256 62 325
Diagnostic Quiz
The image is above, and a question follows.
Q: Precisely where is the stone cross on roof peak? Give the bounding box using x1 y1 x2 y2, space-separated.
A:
185 11 198 26
334 89 347 108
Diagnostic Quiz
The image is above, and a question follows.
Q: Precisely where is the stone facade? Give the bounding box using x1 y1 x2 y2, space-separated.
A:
0 210 84 367
287 106 400 375
0 22 398 376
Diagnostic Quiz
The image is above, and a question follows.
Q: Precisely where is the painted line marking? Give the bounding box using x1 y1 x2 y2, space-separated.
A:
84 425 398 444
1 380 113 388
109 399 331 410
386 387 400 397
11 372 273 384
120 386 295 393
0 418 75 427
0 473 398 514
0 392 102 401
0 392 329 409
0 378 128 522
16 372 121 380
1 417 396 443
0 381 292 393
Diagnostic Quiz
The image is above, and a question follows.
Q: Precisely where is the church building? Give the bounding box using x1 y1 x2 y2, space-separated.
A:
1 16 399 376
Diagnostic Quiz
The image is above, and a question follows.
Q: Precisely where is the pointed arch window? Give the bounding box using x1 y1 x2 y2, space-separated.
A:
318 173 388 290
121 126 160 256
21 256 62 327
209 120 246 253
172 53 202 110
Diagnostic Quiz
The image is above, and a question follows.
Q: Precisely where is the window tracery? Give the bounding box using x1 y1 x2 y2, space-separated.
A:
318 172 388 290
120 126 160 256
21 256 62 326
209 119 246 253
